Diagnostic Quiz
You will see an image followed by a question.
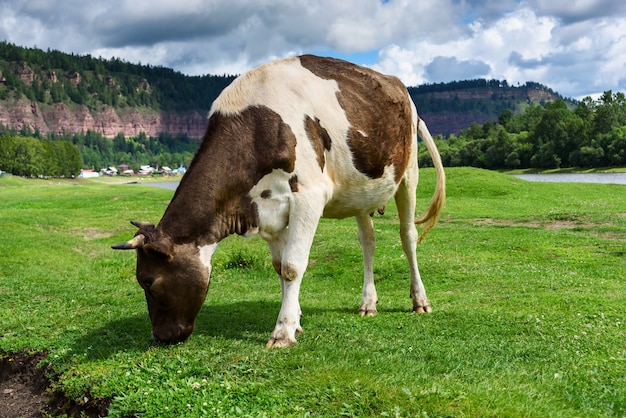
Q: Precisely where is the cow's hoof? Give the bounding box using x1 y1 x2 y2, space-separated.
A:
412 301 432 313
266 325 302 348
358 303 378 317
266 337 297 348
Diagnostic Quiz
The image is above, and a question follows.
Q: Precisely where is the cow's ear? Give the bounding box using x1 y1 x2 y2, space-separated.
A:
144 240 175 262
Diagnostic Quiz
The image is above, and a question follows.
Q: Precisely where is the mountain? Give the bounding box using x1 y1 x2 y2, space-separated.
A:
0 42 234 139
0 42 570 138
408 80 573 135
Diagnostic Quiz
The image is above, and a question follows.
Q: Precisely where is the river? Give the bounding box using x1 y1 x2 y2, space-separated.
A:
139 181 180 190
511 172 626 185
135 172 626 192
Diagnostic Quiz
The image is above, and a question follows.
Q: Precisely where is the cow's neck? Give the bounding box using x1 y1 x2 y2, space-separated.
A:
156 106 297 247
156 125 259 247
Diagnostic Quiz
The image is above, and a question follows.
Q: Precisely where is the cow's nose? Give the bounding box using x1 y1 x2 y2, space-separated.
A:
152 323 194 344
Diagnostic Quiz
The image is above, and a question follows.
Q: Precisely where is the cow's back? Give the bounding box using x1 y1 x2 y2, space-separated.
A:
210 55 416 219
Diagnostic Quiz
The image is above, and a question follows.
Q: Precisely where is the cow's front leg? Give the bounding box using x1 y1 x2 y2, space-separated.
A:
266 275 304 348
266 194 322 348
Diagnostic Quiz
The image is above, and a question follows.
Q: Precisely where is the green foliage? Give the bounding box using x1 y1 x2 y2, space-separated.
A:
3 42 626 172
0 169 625 416
0 127 198 176
421 92 626 169
69 130 197 172
0 41 235 112
0 133 82 176
408 80 573 136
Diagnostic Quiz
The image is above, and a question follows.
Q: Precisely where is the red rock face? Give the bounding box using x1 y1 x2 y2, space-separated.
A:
0 99 208 138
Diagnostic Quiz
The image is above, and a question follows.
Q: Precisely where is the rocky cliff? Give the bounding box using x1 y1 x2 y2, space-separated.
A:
0 99 208 138
1 43 569 139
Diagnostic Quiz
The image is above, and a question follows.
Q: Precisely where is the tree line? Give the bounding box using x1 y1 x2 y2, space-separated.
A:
0 133 82 177
0 125 199 176
419 91 626 169
0 41 235 111
2 90 625 178
2 42 569 126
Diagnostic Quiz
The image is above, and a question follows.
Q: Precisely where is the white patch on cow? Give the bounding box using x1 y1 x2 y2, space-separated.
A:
323 164 398 219
198 243 218 275
211 57 347 170
249 169 292 241
216 56 403 224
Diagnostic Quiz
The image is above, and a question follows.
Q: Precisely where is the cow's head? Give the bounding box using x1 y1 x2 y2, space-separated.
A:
112 221 211 343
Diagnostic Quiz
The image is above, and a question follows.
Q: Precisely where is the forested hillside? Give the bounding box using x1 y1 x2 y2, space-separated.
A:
1 42 624 176
409 79 572 135
0 41 234 112
418 91 626 169
1 42 567 137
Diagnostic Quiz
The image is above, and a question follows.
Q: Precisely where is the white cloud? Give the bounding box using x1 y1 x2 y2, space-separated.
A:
1 0 625 98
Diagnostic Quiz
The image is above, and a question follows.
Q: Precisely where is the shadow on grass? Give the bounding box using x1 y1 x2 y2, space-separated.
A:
69 298 385 358
70 300 281 358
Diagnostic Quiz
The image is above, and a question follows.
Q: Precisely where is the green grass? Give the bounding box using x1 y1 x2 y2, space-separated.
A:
1 168 625 417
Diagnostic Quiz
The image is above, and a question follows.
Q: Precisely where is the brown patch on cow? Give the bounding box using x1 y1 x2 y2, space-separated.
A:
304 115 332 170
281 263 298 281
289 175 299 193
158 105 297 244
261 190 272 199
272 259 282 275
299 55 412 182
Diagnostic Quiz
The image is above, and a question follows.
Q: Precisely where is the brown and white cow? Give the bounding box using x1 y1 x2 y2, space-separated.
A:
113 55 445 348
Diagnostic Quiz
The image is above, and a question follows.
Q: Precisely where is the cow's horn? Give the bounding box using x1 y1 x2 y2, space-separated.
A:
111 234 145 250
130 220 153 229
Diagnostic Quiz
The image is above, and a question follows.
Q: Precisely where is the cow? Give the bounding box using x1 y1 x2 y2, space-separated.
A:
112 55 446 348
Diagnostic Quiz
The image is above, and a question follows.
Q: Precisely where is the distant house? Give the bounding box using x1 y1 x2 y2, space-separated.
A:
139 165 155 175
79 169 99 178
101 166 118 176
172 165 186 175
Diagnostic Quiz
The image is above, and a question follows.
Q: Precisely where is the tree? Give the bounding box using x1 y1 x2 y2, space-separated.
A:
599 126 626 166
12 137 45 176
0 133 16 173
592 91 626 137
484 125 514 169
531 100 584 167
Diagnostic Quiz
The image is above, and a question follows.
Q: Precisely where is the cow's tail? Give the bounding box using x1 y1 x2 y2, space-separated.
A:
415 117 446 243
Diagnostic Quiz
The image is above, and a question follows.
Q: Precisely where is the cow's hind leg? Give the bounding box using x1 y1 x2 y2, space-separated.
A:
395 175 432 313
356 214 378 316
266 195 323 348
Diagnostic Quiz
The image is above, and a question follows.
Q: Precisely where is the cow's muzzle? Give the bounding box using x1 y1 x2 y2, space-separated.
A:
152 323 194 344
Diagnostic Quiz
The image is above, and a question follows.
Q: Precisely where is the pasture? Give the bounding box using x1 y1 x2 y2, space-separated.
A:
0 167 624 417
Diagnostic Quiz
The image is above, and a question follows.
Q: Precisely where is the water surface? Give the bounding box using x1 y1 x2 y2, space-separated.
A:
512 173 626 185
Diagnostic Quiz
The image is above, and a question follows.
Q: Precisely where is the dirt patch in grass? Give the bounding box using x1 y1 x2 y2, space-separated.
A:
0 352 110 417
73 227 116 240
473 218 600 230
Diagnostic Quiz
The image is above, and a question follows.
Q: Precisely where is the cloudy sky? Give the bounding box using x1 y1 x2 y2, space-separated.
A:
1 0 625 99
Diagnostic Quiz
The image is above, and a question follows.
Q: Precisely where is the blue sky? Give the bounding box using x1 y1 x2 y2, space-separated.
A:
1 0 625 99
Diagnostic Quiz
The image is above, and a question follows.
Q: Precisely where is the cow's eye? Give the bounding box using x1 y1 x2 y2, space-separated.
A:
142 278 155 289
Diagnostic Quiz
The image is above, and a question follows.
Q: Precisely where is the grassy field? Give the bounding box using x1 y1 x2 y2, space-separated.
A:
1 168 624 417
